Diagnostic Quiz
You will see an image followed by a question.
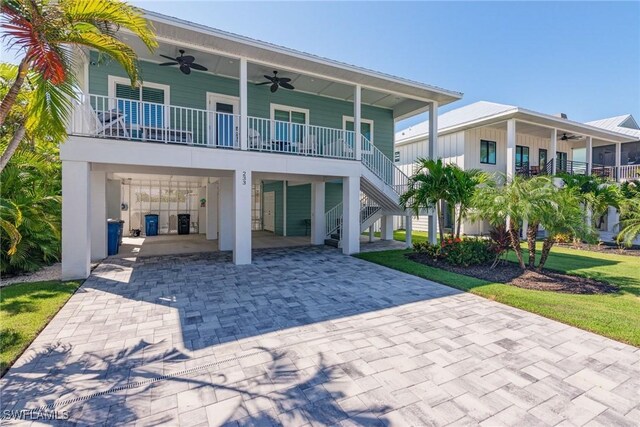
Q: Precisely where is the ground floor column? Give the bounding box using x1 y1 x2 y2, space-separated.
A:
61 161 91 280
233 169 252 264
206 182 218 240
342 176 360 255
405 215 413 248
381 215 394 240
218 177 233 251
310 182 326 245
90 170 107 261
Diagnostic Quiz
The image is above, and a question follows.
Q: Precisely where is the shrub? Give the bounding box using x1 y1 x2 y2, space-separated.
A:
440 236 493 266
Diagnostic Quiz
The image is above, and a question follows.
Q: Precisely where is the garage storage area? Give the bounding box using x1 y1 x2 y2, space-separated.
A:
120 177 202 236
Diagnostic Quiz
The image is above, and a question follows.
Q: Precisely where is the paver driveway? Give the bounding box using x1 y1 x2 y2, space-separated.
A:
1 247 639 426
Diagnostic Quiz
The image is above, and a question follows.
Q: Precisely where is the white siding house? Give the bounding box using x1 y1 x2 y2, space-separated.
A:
395 101 638 238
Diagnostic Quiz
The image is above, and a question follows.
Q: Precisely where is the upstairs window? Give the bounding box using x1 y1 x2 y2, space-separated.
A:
480 140 496 164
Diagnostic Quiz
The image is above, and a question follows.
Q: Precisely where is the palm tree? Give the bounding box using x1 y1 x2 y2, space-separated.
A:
447 166 488 238
536 186 591 271
472 175 542 269
560 174 621 230
400 158 449 243
522 176 555 268
0 0 157 171
617 197 640 247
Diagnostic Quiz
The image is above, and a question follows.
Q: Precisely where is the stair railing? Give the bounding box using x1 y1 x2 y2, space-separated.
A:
360 135 409 196
360 193 381 224
325 202 343 238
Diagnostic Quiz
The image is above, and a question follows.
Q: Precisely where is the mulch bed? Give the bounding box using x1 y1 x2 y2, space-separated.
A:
556 243 640 257
407 253 618 295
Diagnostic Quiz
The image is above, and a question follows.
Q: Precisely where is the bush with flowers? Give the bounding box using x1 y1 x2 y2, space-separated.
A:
413 235 494 266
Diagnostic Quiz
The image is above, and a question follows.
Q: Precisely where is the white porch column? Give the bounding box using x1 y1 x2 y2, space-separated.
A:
506 119 517 181
342 176 360 255
233 169 252 264
239 57 248 150
90 171 107 261
381 215 394 240
428 101 439 245
61 161 91 280
607 206 620 233
218 177 233 251
354 85 362 161
615 142 622 180
585 136 593 176
405 215 413 248
368 226 374 242
206 182 218 240
310 182 326 245
521 219 528 240
550 128 557 175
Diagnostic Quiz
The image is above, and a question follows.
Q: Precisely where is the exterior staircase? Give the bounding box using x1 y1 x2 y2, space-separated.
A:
325 136 409 247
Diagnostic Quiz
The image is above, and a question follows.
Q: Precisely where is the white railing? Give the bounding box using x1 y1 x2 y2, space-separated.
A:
360 135 409 195
247 116 355 160
360 193 381 224
617 165 640 181
325 202 343 238
70 94 240 148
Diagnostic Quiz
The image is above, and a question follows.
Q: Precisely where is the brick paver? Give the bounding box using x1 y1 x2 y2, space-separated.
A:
1 246 638 426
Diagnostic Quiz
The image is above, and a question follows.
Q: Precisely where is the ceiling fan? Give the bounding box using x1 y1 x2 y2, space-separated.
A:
256 71 295 93
559 132 581 141
159 50 208 75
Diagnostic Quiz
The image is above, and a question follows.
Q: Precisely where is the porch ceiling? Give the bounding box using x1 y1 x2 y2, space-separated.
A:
116 10 461 114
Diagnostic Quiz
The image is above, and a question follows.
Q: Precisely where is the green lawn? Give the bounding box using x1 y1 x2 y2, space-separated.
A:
355 244 640 347
0 280 80 376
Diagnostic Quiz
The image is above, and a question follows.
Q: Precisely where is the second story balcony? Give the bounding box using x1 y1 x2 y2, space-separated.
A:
70 93 360 160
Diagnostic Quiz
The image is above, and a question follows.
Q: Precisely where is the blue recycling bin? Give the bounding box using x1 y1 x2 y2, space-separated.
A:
145 214 159 236
107 220 120 256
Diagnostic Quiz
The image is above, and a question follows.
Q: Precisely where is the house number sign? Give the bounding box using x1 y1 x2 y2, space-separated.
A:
242 171 247 185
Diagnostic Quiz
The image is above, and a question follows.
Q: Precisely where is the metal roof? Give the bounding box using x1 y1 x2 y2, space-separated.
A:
141 10 463 107
395 101 637 144
586 115 640 139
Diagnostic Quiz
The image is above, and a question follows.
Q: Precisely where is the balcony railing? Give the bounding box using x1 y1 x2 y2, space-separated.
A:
246 116 355 160
617 164 640 181
71 94 241 148
69 94 362 161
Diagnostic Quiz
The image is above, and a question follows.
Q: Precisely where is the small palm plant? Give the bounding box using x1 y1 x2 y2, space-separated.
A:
446 166 488 238
400 158 450 243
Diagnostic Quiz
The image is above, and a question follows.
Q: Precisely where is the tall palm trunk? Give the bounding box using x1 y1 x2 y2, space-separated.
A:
527 221 539 268
537 237 555 271
455 204 463 238
436 200 445 243
0 125 27 172
509 218 525 269
0 56 30 128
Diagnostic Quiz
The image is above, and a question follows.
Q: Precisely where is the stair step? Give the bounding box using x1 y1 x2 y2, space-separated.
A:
324 238 340 248
330 233 340 240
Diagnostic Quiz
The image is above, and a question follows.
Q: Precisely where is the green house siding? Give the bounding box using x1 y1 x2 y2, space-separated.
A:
262 181 284 236
286 184 311 237
325 182 343 211
261 181 343 237
88 55 395 159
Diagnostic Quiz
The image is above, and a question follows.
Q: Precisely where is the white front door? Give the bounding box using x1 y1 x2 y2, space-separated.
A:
207 93 240 147
263 191 275 232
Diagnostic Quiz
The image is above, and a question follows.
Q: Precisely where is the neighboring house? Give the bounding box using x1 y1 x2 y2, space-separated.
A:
394 101 638 239
61 10 462 279
586 115 640 179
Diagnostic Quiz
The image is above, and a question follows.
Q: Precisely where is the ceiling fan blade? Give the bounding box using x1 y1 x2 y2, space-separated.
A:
256 81 272 86
189 63 208 71
270 83 279 93
180 64 191 75
279 82 295 90
180 55 195 64
160 54 178 61
263 75 276 82
159 62 178 66
278 77 292 83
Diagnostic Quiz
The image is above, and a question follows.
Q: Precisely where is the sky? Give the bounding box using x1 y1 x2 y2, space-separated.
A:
2 1 638 131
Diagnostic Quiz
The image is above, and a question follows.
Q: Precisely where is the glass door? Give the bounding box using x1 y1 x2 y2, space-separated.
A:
344 119 373 152
207 94 239 147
